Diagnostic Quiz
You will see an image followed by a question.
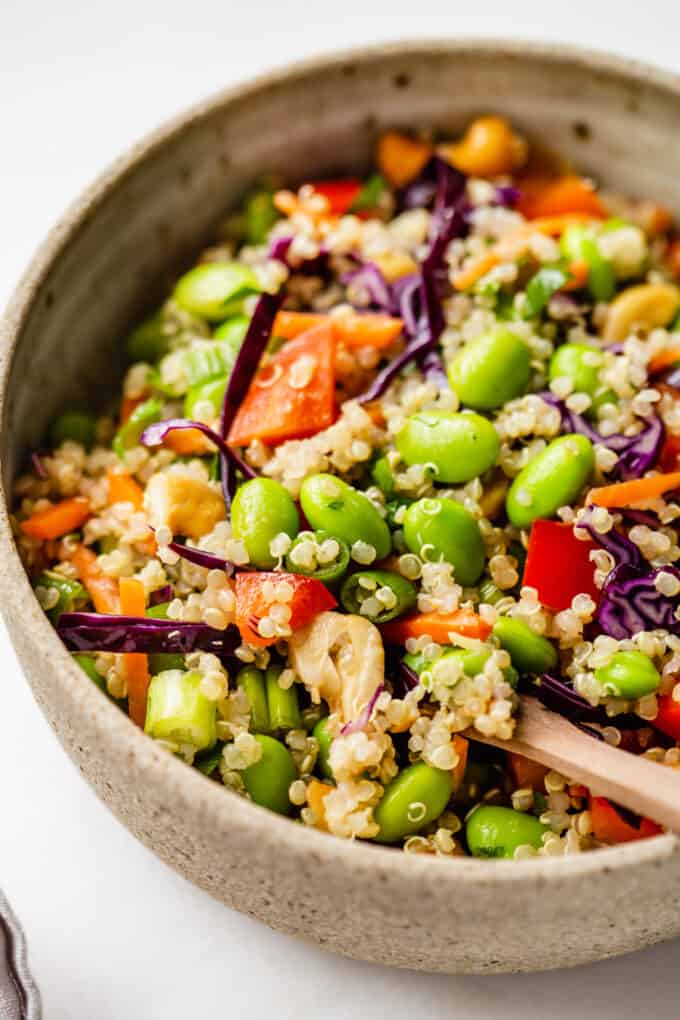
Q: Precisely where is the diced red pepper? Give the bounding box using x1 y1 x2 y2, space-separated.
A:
589 795 663 844
234 571 337 647
308 179 363 216
227 323 336 447
651 692 680 742
508 752 549 792
522 519 600 612
659 433 680 472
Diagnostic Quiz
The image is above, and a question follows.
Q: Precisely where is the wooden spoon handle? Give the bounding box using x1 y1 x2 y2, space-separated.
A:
468 696 680 832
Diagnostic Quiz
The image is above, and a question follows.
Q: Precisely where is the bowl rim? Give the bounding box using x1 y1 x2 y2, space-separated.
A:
2 37 679 891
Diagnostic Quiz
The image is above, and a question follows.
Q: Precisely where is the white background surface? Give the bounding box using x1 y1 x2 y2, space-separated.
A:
2 2 680 1017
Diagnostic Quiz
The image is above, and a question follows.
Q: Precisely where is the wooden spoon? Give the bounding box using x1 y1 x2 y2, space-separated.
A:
467 696 680 832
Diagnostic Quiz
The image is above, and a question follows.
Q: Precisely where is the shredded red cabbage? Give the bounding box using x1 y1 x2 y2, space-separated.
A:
341 683 385 735
358 159 467 403
219 292 283 438
58 612 240 655
659 364 680 389
531 673 644 730
149 584 173 607
495 185 520 208
541 393 665 480
342 262 394 311
577 507 644 571
31 451 48 479
168 540 235 575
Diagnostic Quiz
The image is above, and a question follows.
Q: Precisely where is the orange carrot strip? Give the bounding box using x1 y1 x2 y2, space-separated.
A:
306 779 332 831
517 176 607 220
509 752 549 792
274 310 403 350
667 239 680 281
120 394 146 425
119 577 150 728
588 472 680 508
107 469 157 554
163 429 212 455
380 609 492 645
563 259 590 291
21 497 90 540
648 347 680 375
71 544 120 613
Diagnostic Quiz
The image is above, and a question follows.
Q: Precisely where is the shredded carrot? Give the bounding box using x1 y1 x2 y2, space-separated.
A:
120 394 146 425
71 544 120 613
376 131 433 188
645 203 673 237
163 428 212 455
648 347 680 375
119 577 150 728
21 497 90 541
274 310 404 350
363 400 387 428
107 469 156 553
588 471 680 508
563 259 590 291
452 735 469 790
508 752 549 792
380 609 492 645
306 779 332 831
667 239 680 281
516 176 607 220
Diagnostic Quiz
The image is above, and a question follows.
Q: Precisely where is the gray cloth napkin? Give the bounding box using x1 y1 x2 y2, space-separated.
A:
0 894 40 1020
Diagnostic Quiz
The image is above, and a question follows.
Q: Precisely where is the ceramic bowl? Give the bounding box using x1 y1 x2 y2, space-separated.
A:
2 40 680 974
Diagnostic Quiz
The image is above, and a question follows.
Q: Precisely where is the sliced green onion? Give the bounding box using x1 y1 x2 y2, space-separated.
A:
244 191 280 244
113 397 163 458
266 665 301 732
349 174 386 212
237 666 270 733
50 411 97 450
35 570 88 622
72 653 106 691
144 669 217 750
173 263 261 322
523 267 569 318
127 310 170 363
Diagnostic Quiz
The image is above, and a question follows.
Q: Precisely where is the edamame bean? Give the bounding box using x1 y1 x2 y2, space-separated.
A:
299 474 391 561
340 570 417 623
313 717 334 780
285 530 350 586
466 805 548 858
549 343 616 414
595 651 661 700
371 455 395 495
493 617 557 675
184 376 229 420
266 665 301 731
402 498 485 586
242 735 297 816
505 434 595 528
404 647 518 689
231 478 300 568
447 327 531 410
50 411 97 450
396 411 500 484
373 762 453 844
213 314 250 351
237 666 270 733
173 262 260 322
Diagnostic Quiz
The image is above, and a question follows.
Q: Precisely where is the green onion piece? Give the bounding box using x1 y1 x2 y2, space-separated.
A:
478 578 504 606
50 411 97 450
173 263 261 322
340 570 417 623
349 174 386 212
244 191 280 244
237 666 270 733
182 343 236 388
35 570 88 622
561 226 616 301
72 653 106 691
146 602 185 673
266 665 301 732
127 310 170 363
113 397 163 458
371 455 395 495
184 376 229 420
523 267 569 318
284 530 350 587
195 744 224 776
213 314 250 351
144 670 217 750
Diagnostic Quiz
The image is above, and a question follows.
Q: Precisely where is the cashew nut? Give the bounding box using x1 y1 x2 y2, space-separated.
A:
288 611 384 724
603 282 680 343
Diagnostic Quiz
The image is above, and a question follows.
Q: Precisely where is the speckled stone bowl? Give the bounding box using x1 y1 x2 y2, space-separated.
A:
2 41 680 974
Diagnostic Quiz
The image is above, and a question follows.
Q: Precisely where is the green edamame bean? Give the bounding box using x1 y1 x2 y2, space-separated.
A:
493 617 557 675
549 343 616 414
72 653 106 692
184 376 229 420
127 310 170 363
231 478 300 568
595 651 661 700
402 498 485 586
285 530 350 586
266 665 301 731
447 327 531 410
213 314 250 351
478 578 504 606
242 735 297 816
35 570 87 622
396 411 500 484
340 570 417 623
173 262 260 322
506 433 595 528
237 666 270 733
404 647 518 689
313 717 334 780
299 474 391 561
466 805 548 858
374 762 453 844
50 411 97 450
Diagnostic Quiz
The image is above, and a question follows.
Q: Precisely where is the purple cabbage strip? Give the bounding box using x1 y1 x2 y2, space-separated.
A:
358 159 467 403
532 673 645 730
31 451 48 479
342 262 394 311
398 660 420 692
341 683 385 735
495 184 520 208
660 364 680 389
596 564 680 640
149 584 173 607
168 541 235 575
577 506 644 571
269 236 293 262
58 613 240 655
541 393 665 480
219 291 283 439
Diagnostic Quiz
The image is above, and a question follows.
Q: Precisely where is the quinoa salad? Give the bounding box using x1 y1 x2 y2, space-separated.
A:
14 115 680 859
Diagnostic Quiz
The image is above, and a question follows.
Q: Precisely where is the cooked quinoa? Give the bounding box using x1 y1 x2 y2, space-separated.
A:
14 115 680 858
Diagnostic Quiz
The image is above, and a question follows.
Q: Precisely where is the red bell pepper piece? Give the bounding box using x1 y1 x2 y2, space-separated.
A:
308 179 363 216
651 693 680 742
589 795 663 844
234 571 336 647
227 323 336 447
659 432 680 472
522 519 600 612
